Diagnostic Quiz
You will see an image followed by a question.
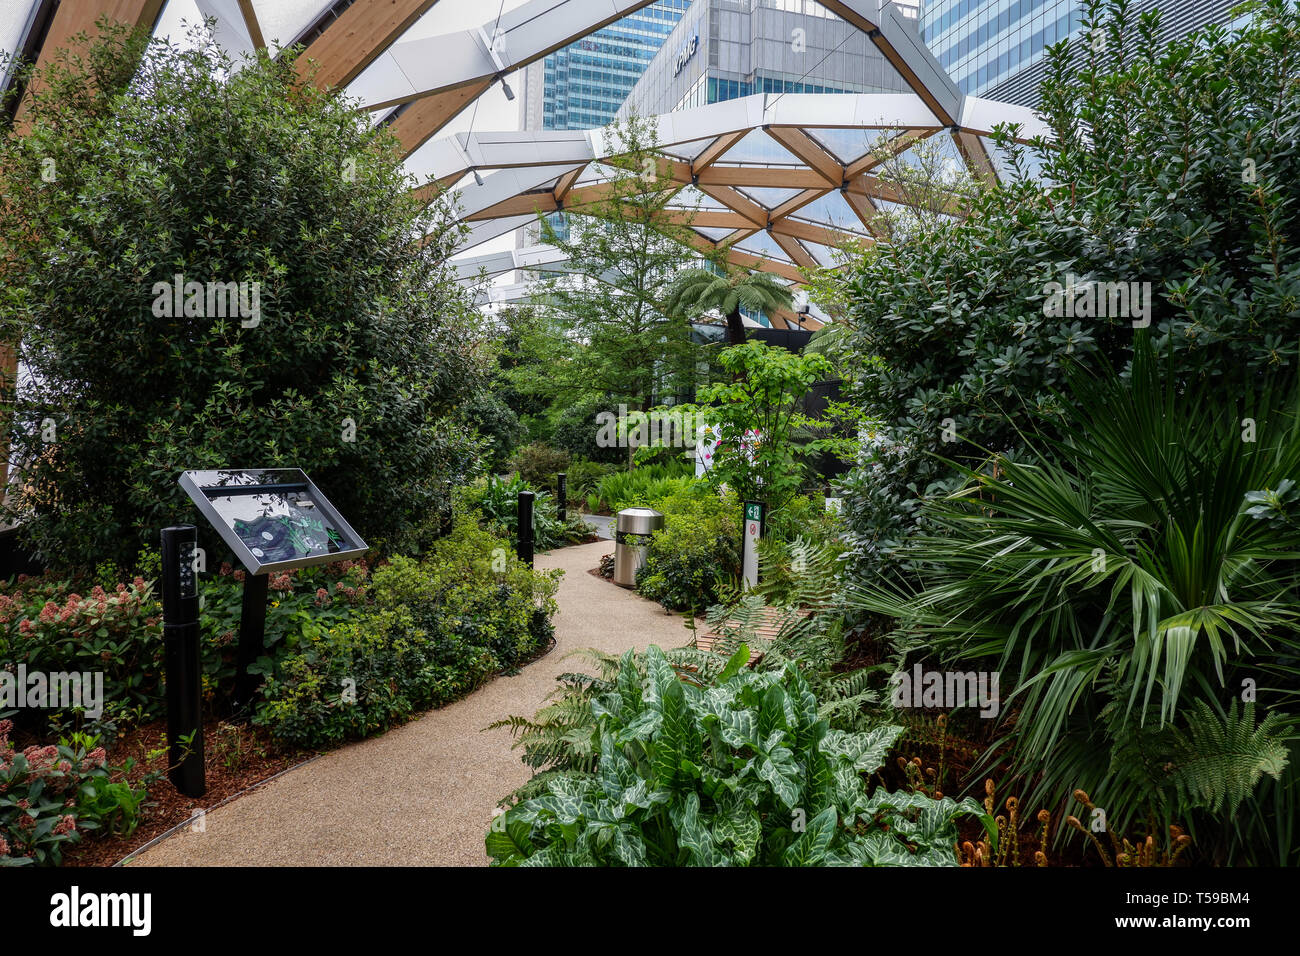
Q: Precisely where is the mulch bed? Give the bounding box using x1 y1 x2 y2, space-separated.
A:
58 719 313 867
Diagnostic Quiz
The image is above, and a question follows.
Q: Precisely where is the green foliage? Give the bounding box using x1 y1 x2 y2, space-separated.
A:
752 495 846 603
253 514 560 749
196 559 370 705
496 540 892 791
510 443 570 491
1165 701 1291 816
547 397 625 465
674 341 836 510
706 541 888 735
851 338 1300 852
462 474 570 551
559 458 616 507
635 485 740 612
0 21 486 570
590 460 694 513
0 726 144 866
0 575 162 738
487 645 981 866
831 0 1300 579
462 388 526 473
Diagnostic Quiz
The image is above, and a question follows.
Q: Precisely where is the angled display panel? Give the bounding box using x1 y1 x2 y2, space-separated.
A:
179 468 368 574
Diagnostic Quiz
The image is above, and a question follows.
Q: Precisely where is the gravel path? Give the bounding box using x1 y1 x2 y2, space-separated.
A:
128 540 692 867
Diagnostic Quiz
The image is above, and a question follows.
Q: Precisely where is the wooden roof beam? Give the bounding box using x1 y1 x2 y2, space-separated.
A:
764 126 843 186
295 0 439 91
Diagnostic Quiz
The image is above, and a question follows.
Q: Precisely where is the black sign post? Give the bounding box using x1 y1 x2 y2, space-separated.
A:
160 525 206 798
518 490 535 567
556 472 567 524
171 469 369 787
233 572 269 713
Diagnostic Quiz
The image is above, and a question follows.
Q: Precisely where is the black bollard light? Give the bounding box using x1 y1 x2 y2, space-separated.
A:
518 490 535 567
556 472 567 524
160 525 206 797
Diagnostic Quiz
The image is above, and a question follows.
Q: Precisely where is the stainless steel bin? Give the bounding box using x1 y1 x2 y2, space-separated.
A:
613 507 664 588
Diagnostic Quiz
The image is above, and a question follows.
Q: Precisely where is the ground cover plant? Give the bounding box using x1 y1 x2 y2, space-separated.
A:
254 513 560 749
487 645 984 866
0 725 146 866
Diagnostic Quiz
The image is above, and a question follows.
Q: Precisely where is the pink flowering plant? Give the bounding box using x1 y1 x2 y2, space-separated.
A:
0 572 162 735
0 723 143 866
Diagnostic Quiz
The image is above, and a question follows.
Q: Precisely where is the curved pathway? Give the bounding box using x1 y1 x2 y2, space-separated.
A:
129 540 692 866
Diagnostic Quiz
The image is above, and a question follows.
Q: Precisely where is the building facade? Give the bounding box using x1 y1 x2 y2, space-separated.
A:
918 0 1252 107
521 0 692 132
618 0 915 119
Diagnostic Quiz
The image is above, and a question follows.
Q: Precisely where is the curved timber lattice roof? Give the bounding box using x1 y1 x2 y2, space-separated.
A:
2 1 1050 309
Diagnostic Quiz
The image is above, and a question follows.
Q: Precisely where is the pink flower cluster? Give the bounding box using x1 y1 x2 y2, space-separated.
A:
5 575 153 637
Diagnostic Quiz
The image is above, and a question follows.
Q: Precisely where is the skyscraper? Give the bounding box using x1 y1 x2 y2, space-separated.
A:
918 0 1250 108
521 0 693 132
618 0 914 119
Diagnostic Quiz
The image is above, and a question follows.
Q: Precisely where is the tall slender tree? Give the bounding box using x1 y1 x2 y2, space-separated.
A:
522 116 701 462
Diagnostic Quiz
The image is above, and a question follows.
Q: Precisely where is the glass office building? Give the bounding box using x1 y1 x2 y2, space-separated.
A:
619 0 912 118
919 0 1250 107
521 0 692 132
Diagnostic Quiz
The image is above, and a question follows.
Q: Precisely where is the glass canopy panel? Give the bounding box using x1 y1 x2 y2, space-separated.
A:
715 129 801 166
668 185 726 210
694 226 737 242
892 132 964 173
791 190 868 234
0 2 41 85
577 162 623 184
801 240 838 267
735 230 793 263
981 134 1051 186
251 0 336 53
370 105 399 127
737 187 803 208
659 137 717 161
808 127 880 164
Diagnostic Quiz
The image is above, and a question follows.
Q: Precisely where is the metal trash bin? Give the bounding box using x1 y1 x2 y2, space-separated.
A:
613 507 664 588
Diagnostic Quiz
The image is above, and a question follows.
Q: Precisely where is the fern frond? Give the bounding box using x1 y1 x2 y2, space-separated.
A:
1167 700 1290 814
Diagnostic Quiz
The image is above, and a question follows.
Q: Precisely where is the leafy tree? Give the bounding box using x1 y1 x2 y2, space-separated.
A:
0 21 486 569
830 0 1300 581
665 265 796 345
524 116 701 462
673 341 835 510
